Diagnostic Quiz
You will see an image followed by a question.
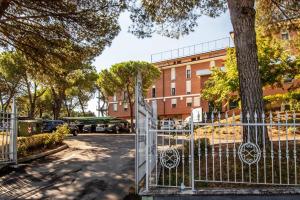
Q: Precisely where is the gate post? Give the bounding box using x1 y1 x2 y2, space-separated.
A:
191 112 195 191
145 112 149 192
9 97 17 164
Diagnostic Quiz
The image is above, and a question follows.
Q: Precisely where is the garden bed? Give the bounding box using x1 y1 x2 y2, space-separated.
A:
17 124 70 158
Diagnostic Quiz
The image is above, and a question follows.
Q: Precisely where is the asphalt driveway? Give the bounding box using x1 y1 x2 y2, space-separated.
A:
0 133 136 200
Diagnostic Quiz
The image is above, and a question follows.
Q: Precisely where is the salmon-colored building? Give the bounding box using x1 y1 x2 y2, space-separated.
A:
107 29 299 122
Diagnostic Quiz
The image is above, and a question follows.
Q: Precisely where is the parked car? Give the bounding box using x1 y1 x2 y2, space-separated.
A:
160 120 176 130
105 122 130 134
95 124 107 133
42 120 64 133
68 123 79 136
82 124 97 133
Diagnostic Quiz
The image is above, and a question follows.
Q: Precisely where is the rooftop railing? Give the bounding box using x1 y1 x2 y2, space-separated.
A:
150 37 233 63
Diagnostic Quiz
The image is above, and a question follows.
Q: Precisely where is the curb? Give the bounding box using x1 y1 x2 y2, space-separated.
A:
18 144 69 163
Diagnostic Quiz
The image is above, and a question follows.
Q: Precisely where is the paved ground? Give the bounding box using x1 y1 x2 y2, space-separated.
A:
0 133 136 200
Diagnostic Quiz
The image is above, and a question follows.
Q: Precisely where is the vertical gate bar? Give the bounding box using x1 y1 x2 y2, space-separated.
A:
240 113 244 182
225 112 229 182
262 112 266 184
293 111 297 184
135 76 139 194
182 133 185 186
5 111 8 160
270 112 274 184
204 113 208 181
1 111 4 160
168 119 171 186
247 113 251 183
191 112 195 191
285 112 289 185
232 112 237 183
12 97 18 164
198 132 201 180
162 131 165 185
218 112 222 181
145 112 149 192
175 129 178 186
277 112 282 184
155 120 158 186
189 123 191 187
211 113 215 181
254 112 259 183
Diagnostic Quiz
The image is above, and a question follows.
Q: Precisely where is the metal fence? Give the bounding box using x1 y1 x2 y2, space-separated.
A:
150 37 232 63
0 98 17 166
136 108 300 193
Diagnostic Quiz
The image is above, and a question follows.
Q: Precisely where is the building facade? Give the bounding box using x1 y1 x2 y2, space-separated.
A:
107 29 299 122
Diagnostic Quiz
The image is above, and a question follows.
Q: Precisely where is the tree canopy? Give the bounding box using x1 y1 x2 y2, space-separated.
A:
97 61 160 131
202 28 300 108
0 0 125 70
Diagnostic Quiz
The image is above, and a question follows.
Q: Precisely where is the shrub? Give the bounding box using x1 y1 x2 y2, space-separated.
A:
17 124 70 157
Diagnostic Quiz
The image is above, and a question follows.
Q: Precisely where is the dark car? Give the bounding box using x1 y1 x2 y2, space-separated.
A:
68 123 79 136
82 124 96 133
105 122 130 134
42 120 64 133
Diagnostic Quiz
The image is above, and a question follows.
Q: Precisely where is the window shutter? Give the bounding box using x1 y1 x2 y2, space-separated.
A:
171 98 177 105
171 68 176 80
194 97 200 107
186 97 192 103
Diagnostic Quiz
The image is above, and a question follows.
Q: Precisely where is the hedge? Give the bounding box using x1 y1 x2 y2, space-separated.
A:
17 124 70 157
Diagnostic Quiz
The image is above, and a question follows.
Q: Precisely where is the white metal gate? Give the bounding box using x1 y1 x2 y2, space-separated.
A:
135 75 300 193
0 98 17 166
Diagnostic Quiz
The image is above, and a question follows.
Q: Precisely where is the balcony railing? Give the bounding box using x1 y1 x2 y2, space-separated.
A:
150 37 233 63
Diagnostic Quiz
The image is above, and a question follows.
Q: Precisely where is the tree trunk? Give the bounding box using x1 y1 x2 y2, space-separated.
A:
0 0 11 19
227 0 269 145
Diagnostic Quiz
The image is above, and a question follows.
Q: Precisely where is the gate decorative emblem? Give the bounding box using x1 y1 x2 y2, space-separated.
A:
160 147 180 169
238 142 261 165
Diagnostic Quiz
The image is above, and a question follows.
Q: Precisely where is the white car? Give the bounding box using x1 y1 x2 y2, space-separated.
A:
160 120 176 130
96 124 107 132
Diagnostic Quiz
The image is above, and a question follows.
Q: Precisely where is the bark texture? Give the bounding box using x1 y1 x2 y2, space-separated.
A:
228 0 269 145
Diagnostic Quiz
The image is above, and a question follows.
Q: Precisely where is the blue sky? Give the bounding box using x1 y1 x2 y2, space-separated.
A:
87 12 233 114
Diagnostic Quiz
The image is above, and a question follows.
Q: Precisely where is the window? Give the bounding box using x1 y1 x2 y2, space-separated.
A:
194 97 200 107
152 86 156 98
281 31 289 40
171 68 176 80
171 98 177 108
186 65 191 79
186 80 191 94
229 100 238 110
210 60 216 68
113 94 117 102
123 91 128 101
123 102 128 111
186 97 192 107
113 103 117 112
171 82 176 96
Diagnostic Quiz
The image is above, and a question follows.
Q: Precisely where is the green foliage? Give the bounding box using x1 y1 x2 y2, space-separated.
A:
0 1 124 70
128 0 227 38
98 61 160 131
202 29 300 105
202 47 239 105
264 89 300 110
98 61 161 97
17 124 69 157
